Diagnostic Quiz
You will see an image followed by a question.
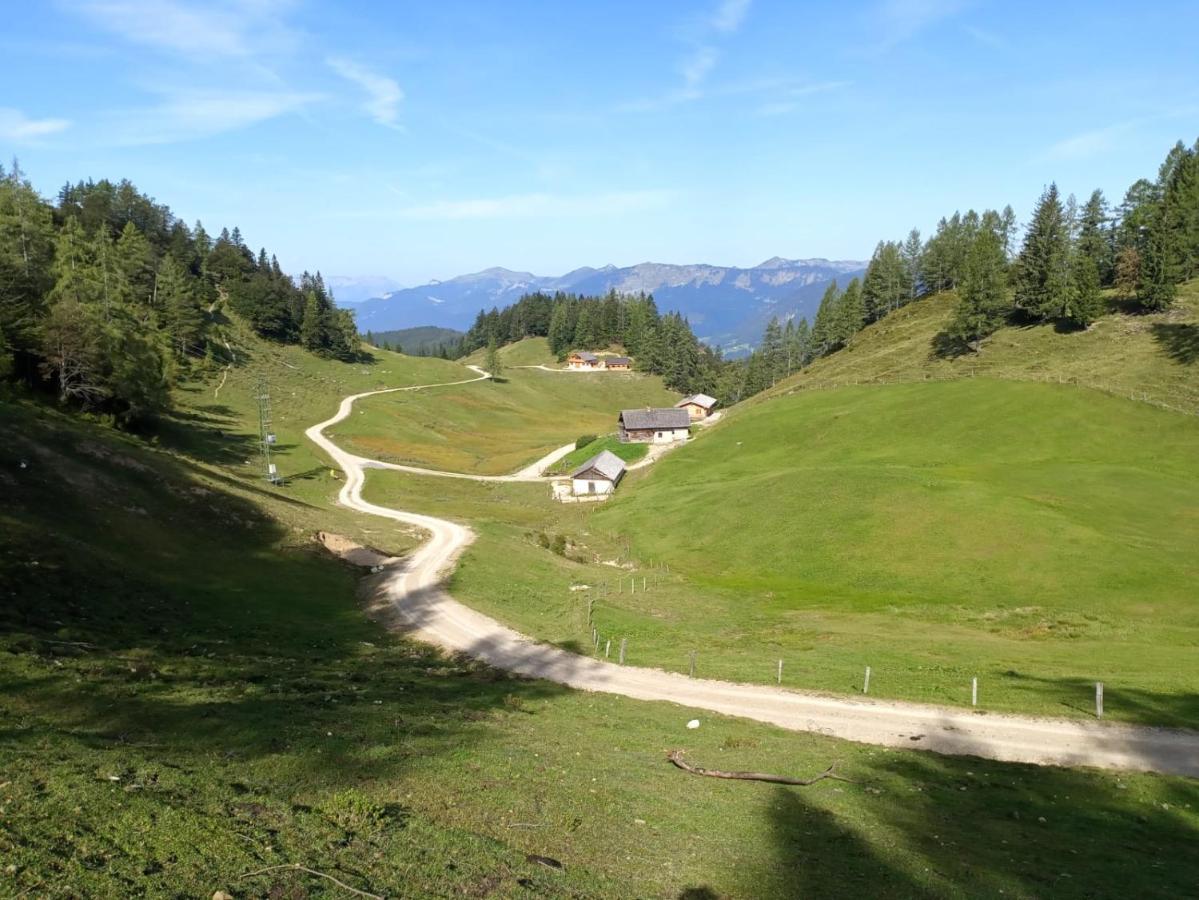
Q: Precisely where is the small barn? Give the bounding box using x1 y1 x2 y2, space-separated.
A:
567 351 600 370
603 356 632 371
618 408 691 444
675 393 718 420
570 449 626 496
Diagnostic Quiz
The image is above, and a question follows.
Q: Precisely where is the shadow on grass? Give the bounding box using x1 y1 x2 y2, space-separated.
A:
0 405 581 789
999 670 1199 731
1151 322 1199 364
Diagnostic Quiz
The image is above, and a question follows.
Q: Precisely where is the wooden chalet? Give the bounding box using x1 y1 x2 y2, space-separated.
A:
675 393 718 420
567 351 600 370
618 407 691 444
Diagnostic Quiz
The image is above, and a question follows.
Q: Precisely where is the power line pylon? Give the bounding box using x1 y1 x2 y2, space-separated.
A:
255 375 279 484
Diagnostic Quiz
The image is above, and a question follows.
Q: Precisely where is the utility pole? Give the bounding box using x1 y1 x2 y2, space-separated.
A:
256 375 279 484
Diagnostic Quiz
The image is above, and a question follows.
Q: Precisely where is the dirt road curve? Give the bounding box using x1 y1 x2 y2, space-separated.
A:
307 371 1199 777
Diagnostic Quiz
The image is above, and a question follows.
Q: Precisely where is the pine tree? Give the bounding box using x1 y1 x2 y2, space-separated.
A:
547 300 571 358
1077 189 1112 284
901 228 923 300
1138 205 1179 311
484 336 502 381
810 281 840 357
300 291 324 351
760 316 784 385
114 221 154 308
159 254 203 359
947 226 1010 347
1065 250 1103 327
1013 183 1070 320
836 278 866 346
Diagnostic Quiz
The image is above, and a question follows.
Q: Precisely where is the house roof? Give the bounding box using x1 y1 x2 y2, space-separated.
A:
605 356 632 365
676 393 718 410
620 407 692 430
570 351 598 361
571 449 626 481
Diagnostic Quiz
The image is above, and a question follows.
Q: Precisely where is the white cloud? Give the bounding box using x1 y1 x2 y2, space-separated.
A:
709 0 752 33
0 108 71 141
327 57 404 129
67 0 297 59
102 89 320 145
394 190 675 221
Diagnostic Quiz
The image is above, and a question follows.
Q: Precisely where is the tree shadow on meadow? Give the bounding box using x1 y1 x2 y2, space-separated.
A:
0 406 581 797
1151 322 1199 364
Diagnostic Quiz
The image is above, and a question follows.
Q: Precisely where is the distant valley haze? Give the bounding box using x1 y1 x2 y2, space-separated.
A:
338 257 866 349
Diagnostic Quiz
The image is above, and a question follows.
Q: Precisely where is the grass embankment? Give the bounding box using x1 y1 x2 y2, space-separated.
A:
155 311 467 555
548 434 649 474
366 373 1199 727
590 379 1199 724
765 279 1199 414
336 340 677 475
5 403 1199 899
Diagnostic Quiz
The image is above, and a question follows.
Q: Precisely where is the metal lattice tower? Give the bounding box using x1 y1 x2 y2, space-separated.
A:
255 375 279 484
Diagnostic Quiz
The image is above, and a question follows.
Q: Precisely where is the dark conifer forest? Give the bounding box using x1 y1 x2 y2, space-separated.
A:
0 165 359 424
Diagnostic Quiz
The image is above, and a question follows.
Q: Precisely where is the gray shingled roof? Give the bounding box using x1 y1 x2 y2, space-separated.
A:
605 356 632 365
676 393 718 410
571 351 598 361
571 449 626 481
620 408 691 430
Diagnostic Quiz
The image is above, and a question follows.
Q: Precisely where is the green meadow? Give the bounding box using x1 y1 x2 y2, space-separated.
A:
335 354 677 475
4 401 1199 899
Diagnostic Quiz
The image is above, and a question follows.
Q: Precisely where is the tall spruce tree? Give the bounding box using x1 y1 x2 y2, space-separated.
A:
947 226 1010 347
1013 183 1071 320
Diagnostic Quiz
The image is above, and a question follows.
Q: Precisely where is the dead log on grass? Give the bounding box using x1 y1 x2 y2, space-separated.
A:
666 749 854 786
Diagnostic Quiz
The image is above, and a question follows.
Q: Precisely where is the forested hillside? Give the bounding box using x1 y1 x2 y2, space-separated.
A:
732 136 1199 396
0 163 359 424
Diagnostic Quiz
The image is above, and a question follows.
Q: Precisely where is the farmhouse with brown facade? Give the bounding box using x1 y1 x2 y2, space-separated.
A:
675 393 718 420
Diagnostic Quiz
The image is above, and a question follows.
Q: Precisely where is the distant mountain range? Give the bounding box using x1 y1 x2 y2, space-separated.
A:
340 258 866 350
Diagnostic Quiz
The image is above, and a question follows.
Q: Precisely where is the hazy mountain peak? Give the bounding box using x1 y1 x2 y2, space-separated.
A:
349 256 866 348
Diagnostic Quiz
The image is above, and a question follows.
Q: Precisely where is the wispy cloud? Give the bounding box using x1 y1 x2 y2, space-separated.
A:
866 0 968 50
962 24 1008 50
327 57 404 129
101 89 320 145
754 80 853 116
393 190 675 221
626 0 753 111
1040 105 1199 162
68 0 298 59
0 108 71 141
709 0 752 33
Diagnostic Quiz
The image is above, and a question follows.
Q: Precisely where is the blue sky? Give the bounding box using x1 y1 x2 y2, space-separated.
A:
2 1 1197 285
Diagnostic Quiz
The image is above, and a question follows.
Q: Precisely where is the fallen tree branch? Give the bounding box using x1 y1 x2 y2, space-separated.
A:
666 749 855 786
239 863 383 899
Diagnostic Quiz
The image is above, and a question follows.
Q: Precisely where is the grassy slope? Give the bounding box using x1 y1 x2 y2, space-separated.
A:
363 288 1199 726
764 280 1199 413
547 434 649 474
335 339 677 474
5 404 1198 899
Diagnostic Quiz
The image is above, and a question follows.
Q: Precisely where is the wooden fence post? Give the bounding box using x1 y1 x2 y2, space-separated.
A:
777 659 783 685
971 677 978 707
604 639 611 658
863 666 871 694
619 638 627 665
1096 682 1104 719
689 650 696 678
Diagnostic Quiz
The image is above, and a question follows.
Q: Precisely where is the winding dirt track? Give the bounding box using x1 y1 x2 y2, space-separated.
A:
306 369 1199 777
